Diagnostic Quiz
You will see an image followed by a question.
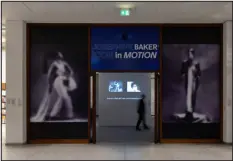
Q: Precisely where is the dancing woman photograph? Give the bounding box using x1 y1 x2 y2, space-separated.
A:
172 48 211 123
28 25 89 140
162 44 220 124
31 52 79 122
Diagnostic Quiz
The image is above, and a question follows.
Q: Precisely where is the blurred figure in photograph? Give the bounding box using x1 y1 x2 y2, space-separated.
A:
131 83 141 92
31 52 77 122
182 48 201 115
109 81 123 92
172 48 211 123
136 94 149 131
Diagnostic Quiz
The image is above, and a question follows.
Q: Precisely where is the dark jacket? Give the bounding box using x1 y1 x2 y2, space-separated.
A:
137 99 145 114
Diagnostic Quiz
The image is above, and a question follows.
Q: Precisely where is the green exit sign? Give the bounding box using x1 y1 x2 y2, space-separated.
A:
120 9 130 16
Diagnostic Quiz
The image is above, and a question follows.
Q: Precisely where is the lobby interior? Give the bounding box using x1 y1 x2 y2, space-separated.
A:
1 1 232 160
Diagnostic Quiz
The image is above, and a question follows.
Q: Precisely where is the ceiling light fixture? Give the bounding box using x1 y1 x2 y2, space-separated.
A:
212 14 223 19
116 3 135 16
116 3 135 9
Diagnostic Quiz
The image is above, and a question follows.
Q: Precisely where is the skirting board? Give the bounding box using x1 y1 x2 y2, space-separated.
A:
5 142 27 146
160 139 221 143
28 139 89 144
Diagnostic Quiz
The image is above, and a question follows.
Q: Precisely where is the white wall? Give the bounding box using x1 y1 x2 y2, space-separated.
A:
96 73 156 116
2 28 6 83
223 21 232 144
2 51 6 83
97 73 152 126
5 20 27 144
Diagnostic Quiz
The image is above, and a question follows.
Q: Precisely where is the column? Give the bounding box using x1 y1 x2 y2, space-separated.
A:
223 21 232 143
5 20 27 144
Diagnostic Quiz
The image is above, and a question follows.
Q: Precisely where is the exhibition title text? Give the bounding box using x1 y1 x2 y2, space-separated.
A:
92 44 159 59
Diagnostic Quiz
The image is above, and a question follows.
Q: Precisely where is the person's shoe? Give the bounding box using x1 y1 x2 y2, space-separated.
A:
136 127 141 131
144 126 149 130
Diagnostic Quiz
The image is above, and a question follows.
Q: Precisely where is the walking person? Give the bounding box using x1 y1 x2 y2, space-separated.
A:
136 94 149 131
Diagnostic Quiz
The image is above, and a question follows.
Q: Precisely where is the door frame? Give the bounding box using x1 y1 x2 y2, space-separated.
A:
91 71 160 143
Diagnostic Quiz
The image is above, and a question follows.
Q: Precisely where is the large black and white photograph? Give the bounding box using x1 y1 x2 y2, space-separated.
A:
162 44 220 124
29 26 89 123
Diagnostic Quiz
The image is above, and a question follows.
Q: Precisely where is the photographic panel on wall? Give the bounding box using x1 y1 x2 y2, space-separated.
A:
161 26 222 140
28 25 89 140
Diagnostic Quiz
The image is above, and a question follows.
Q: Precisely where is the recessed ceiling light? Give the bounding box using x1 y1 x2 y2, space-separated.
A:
116 2 135 9
224 3 232 9
212 13 223 19
224 3 232 13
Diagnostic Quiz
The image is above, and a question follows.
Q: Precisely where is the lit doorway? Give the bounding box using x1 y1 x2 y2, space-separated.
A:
91 72 160 143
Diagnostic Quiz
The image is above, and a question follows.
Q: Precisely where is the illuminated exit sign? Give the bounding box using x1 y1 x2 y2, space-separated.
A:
120 9 130 16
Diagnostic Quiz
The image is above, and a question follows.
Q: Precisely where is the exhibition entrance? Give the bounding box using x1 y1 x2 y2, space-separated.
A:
91 72 161 143
26 23 222 144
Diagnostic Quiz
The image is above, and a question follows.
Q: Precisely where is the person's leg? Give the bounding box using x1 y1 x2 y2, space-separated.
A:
48 77 65 118
192 91 197 112
136 114 143 130
184 80 195 122
186 68 194 113
192 81 199 112
142 114 149 129
186 86 193 113
64 94 74 118
61 80 74 118
49 97 62 118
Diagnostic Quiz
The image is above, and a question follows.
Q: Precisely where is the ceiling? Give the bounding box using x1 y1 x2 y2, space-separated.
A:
2 2 232 24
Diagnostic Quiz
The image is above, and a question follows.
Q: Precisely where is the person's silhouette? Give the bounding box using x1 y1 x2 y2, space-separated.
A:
136 94 149 131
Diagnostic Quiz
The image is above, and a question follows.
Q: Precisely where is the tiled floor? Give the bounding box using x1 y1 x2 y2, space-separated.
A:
97 126 154 143
2 124 232 160
96 116 154 143
2 143 232 160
